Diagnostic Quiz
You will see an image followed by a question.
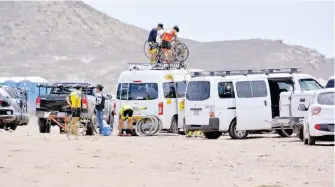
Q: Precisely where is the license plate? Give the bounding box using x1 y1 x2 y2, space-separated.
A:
194 110 199 115
6 111 11 115
57 112 66 117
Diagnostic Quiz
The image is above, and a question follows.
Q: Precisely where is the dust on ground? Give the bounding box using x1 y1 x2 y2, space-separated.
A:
0 117 333 187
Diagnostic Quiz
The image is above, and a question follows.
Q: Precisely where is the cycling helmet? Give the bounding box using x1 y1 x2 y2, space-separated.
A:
96 84 104 91
173 25 179 32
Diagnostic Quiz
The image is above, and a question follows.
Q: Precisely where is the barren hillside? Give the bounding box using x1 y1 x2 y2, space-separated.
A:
0 1 333 91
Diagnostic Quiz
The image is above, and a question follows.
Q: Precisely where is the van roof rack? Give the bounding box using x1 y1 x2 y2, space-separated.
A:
128 63 186 71
191 68 301 78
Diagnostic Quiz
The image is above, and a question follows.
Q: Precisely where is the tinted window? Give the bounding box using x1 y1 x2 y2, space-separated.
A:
325 79 334 88
317 92 334 105
116 83 158 100
299 79 322 91
236 81 252 98
176 81 187 98
116 83 129 100
186 81 210 101
251 81 267 97
218 82 234 98
50 87 93 95
163 82 176 98
236 80 267 98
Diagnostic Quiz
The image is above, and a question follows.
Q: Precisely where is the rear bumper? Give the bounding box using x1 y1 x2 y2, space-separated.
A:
310 123 334 136
0 115 16 124
184 118 219 131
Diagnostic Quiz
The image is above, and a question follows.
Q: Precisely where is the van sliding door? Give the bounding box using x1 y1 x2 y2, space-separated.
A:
233 78 272 130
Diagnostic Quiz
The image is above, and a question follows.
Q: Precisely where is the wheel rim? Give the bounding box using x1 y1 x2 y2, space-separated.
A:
234 125 246 138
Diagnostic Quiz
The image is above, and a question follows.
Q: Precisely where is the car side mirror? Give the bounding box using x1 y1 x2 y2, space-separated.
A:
298 104 307 111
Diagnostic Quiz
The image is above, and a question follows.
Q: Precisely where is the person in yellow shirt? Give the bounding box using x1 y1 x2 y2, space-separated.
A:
118 105 134 136
65 85 82 135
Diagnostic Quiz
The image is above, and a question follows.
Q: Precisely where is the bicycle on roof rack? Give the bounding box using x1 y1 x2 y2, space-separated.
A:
143 40 190 64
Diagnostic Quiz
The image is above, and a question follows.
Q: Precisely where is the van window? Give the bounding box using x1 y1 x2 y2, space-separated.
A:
317 92 334 105
116 83 158 100
236 80 267 98
218 82 234 98
299 79 322 91
325 79 334 88
176 81 187 98
186 81 210 101
251 81 267 97
163 82 176 98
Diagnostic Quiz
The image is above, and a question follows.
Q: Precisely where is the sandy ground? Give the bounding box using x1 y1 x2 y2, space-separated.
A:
0 117 334 187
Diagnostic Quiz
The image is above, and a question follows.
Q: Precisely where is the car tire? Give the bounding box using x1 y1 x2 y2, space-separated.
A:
86 120 96 136
38 118 50 133
169 115 179 134
275 129 293 137
296 127 304 141
308 132 316 146
228 120 248 139
8 123 17 131
203 131 222 139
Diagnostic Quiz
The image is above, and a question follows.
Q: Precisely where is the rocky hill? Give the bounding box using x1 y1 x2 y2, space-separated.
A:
0 1 333 91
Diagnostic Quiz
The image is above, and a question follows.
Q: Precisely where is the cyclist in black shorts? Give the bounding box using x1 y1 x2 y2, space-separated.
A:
118 105 134 136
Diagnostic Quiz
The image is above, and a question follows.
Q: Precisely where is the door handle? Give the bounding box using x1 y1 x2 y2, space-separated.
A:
264 100 267 106
300 98 305 102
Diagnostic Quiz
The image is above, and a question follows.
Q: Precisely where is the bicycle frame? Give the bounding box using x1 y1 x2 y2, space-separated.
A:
47 113 71 130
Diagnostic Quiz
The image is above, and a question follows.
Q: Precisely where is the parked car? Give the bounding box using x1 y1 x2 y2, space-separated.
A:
325 76 334 88
35 82 115 134
0 85 29 130
299 88 334 145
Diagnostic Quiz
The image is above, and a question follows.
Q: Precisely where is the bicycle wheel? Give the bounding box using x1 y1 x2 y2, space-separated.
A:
173 41 189 63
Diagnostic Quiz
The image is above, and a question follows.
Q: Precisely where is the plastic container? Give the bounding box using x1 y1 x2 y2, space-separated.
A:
102 125 112 136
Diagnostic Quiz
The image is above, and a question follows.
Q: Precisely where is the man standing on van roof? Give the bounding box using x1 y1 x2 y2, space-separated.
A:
65 85 82 136
148 23 164 64
95 84 105 135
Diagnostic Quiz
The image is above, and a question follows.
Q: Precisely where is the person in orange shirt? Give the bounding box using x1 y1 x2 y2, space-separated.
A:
160 25 179 63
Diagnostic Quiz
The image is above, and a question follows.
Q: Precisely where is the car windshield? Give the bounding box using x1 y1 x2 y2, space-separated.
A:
317 92 335 105
299 79 322 91
325 79 334 88
117 83 158 100
186 81 210 101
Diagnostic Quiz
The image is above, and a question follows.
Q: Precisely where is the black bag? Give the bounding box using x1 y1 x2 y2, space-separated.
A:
95 93 105 111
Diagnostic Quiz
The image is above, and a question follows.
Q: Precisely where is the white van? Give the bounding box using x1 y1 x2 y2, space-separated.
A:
184 68 323 139
115 63 203 133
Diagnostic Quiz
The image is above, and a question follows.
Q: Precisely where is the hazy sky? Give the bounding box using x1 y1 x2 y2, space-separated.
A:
84 0 334 57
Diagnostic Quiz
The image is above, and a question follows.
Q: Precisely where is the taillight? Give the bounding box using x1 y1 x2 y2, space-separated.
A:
158 102 163 115
311 106 321 115
82 97 88 109
210 105 215 118
36 96 41 108
279 99 281 112
314 124 321 130
113 103 116 115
